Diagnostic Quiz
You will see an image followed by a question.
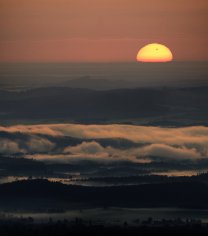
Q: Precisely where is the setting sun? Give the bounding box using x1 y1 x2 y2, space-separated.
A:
137 43 173 62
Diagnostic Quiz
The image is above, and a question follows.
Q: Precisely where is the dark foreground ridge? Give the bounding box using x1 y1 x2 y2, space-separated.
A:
0 218 208 236
0 179 208 210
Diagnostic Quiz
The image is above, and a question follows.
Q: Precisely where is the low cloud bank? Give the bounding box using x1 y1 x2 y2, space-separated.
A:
0 124 208 163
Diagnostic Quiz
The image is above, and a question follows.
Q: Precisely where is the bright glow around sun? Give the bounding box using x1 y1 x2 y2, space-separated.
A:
137 43 173 62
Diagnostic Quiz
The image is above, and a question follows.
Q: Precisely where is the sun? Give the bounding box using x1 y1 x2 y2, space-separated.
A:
137 43 173 62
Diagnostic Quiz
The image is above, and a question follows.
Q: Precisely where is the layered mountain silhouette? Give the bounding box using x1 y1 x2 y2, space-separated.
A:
0 86 208 125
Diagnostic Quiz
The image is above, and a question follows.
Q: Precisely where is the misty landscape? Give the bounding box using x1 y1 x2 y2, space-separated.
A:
0 62 208 235
1 0 208 234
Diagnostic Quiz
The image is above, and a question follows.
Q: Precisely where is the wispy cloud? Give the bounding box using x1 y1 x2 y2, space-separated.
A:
26 137 55 153
0 138 22 154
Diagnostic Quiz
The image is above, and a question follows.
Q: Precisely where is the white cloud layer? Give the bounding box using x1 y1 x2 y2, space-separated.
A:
1 124 208 146
0 124 208 163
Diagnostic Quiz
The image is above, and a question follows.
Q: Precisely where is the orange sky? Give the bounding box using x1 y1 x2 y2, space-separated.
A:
0 0 207 62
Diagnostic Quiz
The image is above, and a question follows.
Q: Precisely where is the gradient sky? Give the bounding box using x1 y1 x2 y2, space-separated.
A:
0 0 207 62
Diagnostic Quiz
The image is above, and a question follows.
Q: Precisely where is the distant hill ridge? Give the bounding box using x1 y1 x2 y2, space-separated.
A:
0 86 208 126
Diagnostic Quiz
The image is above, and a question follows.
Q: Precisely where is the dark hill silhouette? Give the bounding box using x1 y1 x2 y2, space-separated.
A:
0 179 208 210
